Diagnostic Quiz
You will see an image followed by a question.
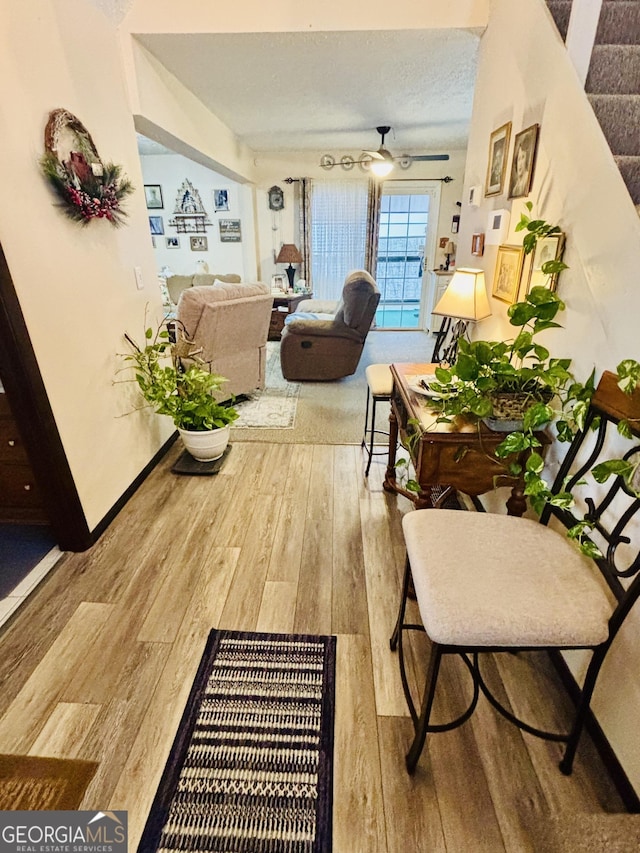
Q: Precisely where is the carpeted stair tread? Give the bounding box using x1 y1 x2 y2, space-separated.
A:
614 155 640 203
586 44 640 93
588 94 640 155
546 0 573 39
596 1 640 46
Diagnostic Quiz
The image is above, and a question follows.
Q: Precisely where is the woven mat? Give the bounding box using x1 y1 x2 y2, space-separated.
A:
139 629 336 853
0 753 98 810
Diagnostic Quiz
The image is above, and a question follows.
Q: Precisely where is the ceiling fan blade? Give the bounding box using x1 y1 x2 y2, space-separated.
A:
400 154 450 162
362 149 385 160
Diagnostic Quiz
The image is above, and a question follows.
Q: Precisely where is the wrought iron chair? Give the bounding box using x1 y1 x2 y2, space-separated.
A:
390 370 640 775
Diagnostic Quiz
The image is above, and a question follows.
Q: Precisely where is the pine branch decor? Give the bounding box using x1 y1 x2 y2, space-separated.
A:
40 109 134 227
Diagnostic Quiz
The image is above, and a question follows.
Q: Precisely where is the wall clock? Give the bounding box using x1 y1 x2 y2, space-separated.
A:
268 185 284 211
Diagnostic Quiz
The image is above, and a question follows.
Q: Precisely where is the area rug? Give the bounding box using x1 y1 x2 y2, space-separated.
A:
233 343 300 429
0 753 98 809
138 629 336 853
231 330 435 445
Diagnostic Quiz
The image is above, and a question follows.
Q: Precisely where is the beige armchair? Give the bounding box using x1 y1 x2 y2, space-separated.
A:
176 281 273 399
279 270 380 381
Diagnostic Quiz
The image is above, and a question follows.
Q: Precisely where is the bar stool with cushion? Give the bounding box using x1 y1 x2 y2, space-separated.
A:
390 369 640 776
362 364 393 477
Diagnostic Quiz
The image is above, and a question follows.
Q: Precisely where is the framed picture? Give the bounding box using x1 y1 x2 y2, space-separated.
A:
144 185 163 209
219 218 241 242
213 189 229 211
149 216 164 235
508 124 540 199
190 235 208 251
527 233 565 293
271 274 286 293
471 233 485 257
485 122 511 197
165 236 180 249
492 245 524 304
485 208 510 245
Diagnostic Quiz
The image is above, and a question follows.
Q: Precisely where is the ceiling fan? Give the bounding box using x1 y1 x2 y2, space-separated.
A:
320 126 450 176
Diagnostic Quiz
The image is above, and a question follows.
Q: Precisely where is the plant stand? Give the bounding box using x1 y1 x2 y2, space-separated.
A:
171 445 232 476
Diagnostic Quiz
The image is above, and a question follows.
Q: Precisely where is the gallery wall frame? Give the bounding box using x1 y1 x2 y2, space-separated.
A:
526 233 565 293
213 189 229 211
508 124 540 199
485 122 511 197
190 235 208 251
149 216 164 235
219 219 241 242
166 236 180 249
471 233 485 256
144 185 163 209
492 244 524 304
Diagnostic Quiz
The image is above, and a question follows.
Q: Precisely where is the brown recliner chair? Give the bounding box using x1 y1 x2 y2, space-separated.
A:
279 270 380 381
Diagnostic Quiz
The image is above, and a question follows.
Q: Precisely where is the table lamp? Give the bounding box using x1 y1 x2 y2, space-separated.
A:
444 240 456 270
431 268 490 363
275 243 303 291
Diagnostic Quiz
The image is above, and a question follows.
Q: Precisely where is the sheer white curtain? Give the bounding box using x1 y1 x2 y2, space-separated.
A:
311 180 369 301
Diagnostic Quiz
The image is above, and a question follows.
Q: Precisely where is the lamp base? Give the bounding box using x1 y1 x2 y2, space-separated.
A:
285 264 296 291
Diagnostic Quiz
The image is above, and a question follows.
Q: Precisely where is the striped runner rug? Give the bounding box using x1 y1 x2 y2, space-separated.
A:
138 629 336 853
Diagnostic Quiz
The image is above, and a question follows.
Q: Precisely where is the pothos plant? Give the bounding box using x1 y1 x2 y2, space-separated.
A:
121 321 238 431
395 204 640 553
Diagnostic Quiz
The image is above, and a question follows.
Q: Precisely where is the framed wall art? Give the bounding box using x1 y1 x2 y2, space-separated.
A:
149 216 164 235
508 124 540 199
144 185 163 209
219 219 241 242
485 122 511 197
527 233 565 293
213 189 229 211
166 236 180 249
471 233 485 256
190 235 208 251
492 245 524 304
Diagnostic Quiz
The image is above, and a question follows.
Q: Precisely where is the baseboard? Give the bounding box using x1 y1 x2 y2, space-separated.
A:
90 432 178 544
549 649 640 812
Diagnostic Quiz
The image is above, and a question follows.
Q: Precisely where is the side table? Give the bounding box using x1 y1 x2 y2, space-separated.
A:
268 292 312 341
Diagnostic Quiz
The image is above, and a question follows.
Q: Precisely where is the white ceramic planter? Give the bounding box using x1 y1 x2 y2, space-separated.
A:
178 424 231 462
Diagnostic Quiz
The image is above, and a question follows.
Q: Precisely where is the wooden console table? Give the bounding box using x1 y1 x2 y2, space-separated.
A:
383 363 545 515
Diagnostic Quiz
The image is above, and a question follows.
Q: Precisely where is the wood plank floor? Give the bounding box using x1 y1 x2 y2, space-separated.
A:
0 440 628 851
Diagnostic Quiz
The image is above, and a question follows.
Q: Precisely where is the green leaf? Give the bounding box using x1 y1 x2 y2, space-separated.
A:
495 432 528 457
525 452 545 474
455 352 480 381
618 419 633 439
591 459 635 483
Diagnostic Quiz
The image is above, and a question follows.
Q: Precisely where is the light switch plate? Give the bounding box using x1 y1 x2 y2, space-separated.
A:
134 266 144 290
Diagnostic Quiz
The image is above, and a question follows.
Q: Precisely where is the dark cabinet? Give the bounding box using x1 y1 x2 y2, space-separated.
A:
0 393 48 523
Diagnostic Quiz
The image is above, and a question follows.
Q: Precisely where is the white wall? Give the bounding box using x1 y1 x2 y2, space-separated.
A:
0 0 172 530
251 150 467 285
458 0 640 792
139 153 257 280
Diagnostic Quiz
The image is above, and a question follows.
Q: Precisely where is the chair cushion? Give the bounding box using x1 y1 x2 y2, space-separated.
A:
365 364 393 397
403 510 612 647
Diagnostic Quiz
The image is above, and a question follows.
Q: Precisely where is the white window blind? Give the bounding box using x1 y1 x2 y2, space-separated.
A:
311 181 368 300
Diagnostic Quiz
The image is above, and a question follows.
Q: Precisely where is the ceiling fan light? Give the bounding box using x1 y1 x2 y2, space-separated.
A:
370 147 394 176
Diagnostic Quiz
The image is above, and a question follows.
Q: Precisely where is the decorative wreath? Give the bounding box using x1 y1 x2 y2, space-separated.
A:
40 109 134 227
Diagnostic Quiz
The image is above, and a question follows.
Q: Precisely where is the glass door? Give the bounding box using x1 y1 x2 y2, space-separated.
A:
375 181 441 330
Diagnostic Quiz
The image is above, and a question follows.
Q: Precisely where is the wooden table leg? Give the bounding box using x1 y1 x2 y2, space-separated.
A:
383 408 399 493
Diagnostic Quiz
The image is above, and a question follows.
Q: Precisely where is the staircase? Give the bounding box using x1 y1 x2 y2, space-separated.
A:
547 0 640 205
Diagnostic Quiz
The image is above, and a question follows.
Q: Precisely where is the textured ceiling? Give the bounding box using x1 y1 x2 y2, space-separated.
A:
135 28 482 155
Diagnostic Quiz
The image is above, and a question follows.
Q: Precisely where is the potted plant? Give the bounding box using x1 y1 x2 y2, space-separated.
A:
122 321 238 461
